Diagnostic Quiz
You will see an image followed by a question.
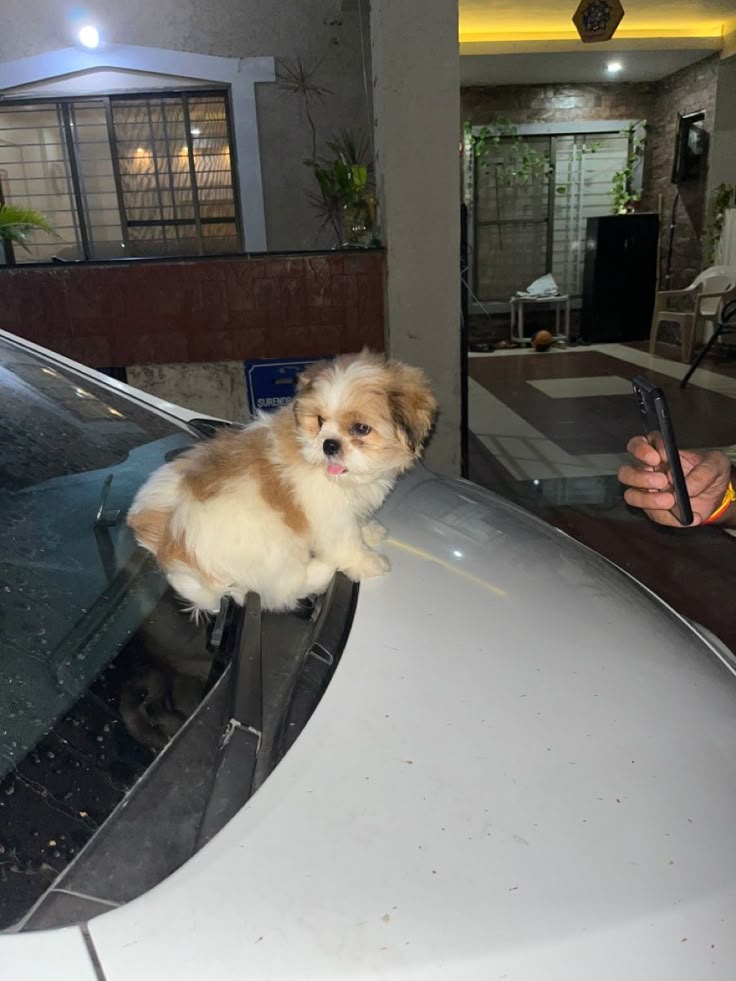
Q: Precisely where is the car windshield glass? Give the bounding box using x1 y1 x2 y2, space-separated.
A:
0 338 197 779
0 337 358 934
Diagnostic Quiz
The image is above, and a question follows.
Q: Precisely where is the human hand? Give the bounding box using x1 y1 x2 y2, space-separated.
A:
617 436 732 527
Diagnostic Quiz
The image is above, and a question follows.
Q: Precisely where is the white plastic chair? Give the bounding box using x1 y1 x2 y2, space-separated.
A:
649 265 736 362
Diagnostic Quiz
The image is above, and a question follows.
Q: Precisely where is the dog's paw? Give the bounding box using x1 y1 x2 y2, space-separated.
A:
304 557 336 594
361 520 388 546
342 549 391 581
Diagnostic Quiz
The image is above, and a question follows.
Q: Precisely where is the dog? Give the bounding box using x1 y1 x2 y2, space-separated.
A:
127 351 437 615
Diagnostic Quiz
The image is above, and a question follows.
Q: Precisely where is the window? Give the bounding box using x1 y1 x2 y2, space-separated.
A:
0 91 242 264
472 129 632 301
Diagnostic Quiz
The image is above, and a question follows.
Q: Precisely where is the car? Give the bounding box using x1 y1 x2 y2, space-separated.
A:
2 327 736 981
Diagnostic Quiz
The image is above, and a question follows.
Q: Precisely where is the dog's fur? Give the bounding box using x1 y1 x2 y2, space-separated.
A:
127 352 437 614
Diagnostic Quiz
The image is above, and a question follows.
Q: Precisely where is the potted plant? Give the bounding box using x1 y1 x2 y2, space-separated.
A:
0 203 55 259
307 131 377 248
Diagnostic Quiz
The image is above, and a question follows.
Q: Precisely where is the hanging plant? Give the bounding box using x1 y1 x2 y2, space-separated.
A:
462 119 601 207
703 183 736 266
463 118 552 189
610 123 647 215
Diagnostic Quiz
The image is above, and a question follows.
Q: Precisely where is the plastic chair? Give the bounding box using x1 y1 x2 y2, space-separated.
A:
648 265 736 362
680 287 736 388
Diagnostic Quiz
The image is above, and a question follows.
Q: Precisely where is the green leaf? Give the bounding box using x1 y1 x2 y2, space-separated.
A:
0 204 56 251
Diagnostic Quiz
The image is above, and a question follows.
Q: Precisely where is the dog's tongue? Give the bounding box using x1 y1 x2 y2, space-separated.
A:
327 462 347 475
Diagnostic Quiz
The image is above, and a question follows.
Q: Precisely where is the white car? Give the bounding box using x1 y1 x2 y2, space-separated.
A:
2 329 736 981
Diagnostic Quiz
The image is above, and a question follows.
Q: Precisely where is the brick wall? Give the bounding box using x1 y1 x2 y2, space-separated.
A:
640 54 720 289
462 81 655 126
0 250 385 368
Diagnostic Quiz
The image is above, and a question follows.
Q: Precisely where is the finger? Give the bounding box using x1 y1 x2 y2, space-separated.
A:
686 459 729 499
624 487 676 511
648 510 702 528
647 512 687 527
679 449 705 474
617 464 669 490
626 435 660 466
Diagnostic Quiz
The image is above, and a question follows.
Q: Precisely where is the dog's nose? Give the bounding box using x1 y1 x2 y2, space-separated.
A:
323 438 341 457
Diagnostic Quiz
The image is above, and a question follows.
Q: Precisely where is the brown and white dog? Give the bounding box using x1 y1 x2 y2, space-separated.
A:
127 352 437 615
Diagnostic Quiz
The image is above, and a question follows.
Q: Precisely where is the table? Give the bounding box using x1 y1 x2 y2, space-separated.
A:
509 294 571 345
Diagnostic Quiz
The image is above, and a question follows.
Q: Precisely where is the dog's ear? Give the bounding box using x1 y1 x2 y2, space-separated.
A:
387 362 438 457
295 359 328 394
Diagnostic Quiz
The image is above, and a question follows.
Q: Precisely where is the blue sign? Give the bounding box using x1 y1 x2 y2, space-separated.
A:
244 356 330 415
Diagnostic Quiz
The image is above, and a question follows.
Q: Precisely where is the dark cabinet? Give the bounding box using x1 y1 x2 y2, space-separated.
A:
581 214 659 343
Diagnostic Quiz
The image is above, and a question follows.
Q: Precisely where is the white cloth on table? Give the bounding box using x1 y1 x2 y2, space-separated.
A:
515 273 559 298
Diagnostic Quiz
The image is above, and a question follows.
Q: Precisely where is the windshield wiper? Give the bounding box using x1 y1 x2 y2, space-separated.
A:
94 474 121 527
195 592 263 848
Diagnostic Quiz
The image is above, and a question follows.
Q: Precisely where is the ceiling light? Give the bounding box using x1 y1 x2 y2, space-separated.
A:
606 61 623 74
190 128 201 136
78 24 100 48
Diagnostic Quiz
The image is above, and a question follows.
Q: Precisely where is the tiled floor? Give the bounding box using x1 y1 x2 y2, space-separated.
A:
468 343 736 652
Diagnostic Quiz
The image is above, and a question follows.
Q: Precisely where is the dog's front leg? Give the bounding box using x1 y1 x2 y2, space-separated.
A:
361 519 388 546
341 547 390 581
318 527 391 581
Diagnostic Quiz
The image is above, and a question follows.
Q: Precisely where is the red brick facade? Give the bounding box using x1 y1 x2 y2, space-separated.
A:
0 250 386 368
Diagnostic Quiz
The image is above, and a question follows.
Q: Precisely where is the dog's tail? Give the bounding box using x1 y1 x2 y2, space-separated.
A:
127 463 183 554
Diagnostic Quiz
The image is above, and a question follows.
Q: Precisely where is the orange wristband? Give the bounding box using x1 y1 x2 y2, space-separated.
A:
703 481 736 525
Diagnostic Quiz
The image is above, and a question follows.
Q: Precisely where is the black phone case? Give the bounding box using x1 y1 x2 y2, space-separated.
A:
631 375 693 526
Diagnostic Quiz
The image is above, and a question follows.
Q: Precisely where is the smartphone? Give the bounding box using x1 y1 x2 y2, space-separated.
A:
631 375 693 525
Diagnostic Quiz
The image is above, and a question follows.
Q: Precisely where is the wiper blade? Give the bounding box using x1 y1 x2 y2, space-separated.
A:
52 550 158 687
95 473 121 527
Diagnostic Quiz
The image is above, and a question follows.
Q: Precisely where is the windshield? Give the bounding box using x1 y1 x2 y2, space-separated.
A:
0 339 197 778
0 337 358 933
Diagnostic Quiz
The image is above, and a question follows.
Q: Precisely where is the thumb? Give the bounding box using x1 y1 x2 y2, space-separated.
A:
686 459 727 499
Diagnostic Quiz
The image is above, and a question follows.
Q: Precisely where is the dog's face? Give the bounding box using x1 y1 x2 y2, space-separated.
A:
293 352 437 483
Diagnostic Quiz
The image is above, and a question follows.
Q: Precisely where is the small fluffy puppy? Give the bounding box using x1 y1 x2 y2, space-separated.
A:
127 351 437 615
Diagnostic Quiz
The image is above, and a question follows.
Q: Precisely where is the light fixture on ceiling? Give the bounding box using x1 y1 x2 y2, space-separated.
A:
78 24 100 48
190 128 201 136
606 60 623 74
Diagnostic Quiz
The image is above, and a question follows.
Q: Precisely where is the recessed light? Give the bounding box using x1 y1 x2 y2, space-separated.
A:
607 61 623 74
78 24 100 49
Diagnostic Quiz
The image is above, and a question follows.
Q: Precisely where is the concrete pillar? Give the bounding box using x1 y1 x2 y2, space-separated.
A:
370 0 461 477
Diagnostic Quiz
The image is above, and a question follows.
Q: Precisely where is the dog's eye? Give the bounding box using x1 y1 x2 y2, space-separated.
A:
317 415 324 428
350 422 372 437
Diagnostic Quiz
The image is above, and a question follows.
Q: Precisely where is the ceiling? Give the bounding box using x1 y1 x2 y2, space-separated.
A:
458 1 735 85
460 48 717 85
459 0 735 41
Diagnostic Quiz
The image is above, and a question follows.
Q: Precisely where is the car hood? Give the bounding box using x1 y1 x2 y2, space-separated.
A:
34 469 736 977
